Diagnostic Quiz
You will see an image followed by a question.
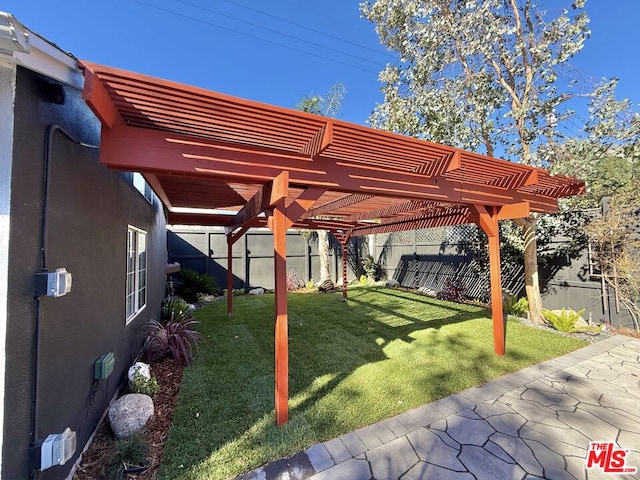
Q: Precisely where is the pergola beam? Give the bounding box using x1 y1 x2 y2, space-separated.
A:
351 207 471 237
80 65 122 128
299 121 333 158
412 151 461 176
97 124 561 212
143 173 174 210
346 200 437 222
230 171 289 231
302 193 373 219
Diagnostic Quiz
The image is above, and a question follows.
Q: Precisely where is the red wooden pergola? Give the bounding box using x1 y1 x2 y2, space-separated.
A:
79 61 584 426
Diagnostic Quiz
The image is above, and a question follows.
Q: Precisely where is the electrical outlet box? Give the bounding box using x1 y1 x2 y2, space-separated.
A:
94 352 115 380
40 428 76 470
35 268 72 297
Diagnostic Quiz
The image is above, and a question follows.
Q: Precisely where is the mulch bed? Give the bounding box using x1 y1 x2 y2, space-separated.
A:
73 358 184 480
611 326 640 339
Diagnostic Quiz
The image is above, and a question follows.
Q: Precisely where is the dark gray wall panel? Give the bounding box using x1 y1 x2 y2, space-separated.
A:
4 67 166 480
168 228 358 290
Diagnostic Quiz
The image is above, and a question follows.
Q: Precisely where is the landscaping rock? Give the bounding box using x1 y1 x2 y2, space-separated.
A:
109 393 154 439
418 286 437 296
318 279 335 292
574 316 589 328
386 278 400 287
127 362 151 390
249 288 265 295
198 294 216 303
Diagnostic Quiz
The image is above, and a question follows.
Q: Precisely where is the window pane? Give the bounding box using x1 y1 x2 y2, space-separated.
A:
127 232 136 274
126 226 148 322
138 287 146 309
126 293 134 318
137 232 147 310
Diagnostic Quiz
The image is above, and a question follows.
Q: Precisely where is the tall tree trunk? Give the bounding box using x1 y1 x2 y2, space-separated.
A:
318 230 331 281
514 215 545 323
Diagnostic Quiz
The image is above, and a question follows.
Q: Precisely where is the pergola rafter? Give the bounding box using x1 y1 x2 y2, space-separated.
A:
79 60 585 427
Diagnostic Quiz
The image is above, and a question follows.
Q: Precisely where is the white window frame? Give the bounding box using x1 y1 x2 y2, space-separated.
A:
126 225 147 323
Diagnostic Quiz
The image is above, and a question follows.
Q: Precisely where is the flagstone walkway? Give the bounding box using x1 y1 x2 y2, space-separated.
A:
237 336 640 480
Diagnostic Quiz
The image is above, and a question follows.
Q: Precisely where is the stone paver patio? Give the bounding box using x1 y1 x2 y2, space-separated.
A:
237 336 640 480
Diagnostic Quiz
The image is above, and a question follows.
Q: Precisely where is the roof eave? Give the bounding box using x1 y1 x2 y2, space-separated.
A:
0 12 83 89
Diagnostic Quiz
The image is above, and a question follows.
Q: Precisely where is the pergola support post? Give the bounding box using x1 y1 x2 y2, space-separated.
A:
267 184 326 426
487 230 504 355
472 205 505 356
271 200 289 426
341 243 348 300
225 227 249 316
227 237 233 316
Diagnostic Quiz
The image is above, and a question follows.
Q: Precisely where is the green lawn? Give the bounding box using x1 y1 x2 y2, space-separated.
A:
159 286 587 480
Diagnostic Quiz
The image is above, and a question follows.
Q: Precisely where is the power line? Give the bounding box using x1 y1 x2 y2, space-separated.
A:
130 0 381 74
215 0 394 60
176 0 386 69
281 0 375 36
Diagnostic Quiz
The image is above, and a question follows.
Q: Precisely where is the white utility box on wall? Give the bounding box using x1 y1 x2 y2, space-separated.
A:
35 267 72 297
40 428 76 470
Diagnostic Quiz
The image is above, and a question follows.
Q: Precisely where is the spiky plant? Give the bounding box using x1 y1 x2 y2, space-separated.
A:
142 319 200 365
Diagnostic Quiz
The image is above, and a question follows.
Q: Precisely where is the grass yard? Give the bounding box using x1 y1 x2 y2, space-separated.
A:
158 286 588 480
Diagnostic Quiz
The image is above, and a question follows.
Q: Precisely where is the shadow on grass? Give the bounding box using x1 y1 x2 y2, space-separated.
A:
159 287 585 480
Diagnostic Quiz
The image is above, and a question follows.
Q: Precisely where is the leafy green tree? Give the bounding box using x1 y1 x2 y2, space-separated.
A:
551 84 639 330
550 79 639 209
361 0 607 322
296 83 346 282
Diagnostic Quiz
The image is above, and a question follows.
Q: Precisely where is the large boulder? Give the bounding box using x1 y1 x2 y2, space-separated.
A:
386 278 400 287
318 279 335 292
109 393 154 439
418 286 437 297
249 288 265 295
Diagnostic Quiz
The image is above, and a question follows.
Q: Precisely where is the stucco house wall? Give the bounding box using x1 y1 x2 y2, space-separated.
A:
1 61 167 479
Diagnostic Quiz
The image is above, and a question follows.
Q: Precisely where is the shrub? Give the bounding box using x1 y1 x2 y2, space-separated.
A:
176 269 218 303
106 434 148 480
305 279 315 290
130 370 159 397
503 292 529 316
161 296 191 322
142 319 200 365
438 279 466 303
362 255 379 280
543 308 586 333
286 270 304 291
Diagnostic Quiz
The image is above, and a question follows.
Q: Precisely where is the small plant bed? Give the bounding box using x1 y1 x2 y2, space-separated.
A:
73 357 184 480
158 286 589 480
516 316 613 343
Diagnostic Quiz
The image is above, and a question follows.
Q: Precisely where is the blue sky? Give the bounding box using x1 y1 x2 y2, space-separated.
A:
4 0 639 128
